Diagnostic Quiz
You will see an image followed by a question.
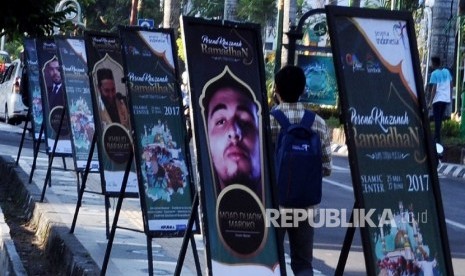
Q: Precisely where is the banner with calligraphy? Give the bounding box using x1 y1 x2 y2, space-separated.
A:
326 6 453 275
55 36 99 171
181 16 283 274
23 38 43 140
84 31 138 196
119 26 194 237
36 38 72 155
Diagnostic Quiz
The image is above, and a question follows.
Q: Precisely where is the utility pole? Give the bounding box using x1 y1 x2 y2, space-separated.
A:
275 0 284 73
130 0 139 25
459 0 465 136
458 16 465 136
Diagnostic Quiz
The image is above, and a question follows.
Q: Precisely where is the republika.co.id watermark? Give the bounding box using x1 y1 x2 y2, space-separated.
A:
265 208 427 228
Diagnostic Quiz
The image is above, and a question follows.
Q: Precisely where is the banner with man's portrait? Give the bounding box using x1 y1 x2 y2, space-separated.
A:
55 36 99 171
84 31 138 196
36 38 72 155
181 17 283 274
119 26 195 237
23 38 43 140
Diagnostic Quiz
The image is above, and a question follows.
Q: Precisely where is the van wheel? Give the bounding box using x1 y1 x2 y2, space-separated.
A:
5 105 9 124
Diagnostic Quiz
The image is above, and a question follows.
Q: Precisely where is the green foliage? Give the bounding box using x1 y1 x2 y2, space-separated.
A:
83 0 131 32
325 116 342 128
138 0 163 25
237 0 276 27
0 0 76 40
430 119 465 146
442 119 461 138
4 40 24 60
186 0 224 18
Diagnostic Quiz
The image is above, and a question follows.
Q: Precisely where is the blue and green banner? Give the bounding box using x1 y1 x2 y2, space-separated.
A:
297 54 337 106
119 26 194 237
326 6 454 275
55 36 99 171
84 31 138 196
36 38 72 155
181 16 283 274
23 38 43 140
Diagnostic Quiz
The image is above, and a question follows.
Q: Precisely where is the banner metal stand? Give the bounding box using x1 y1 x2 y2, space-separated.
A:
40 104 69 202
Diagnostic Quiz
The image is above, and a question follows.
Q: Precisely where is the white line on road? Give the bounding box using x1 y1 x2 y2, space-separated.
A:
324 179 465 230
323 178 353 191
331 165 350 172
445 218 465 230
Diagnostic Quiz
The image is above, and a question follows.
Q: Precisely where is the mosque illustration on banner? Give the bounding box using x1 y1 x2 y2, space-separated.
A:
374 201 440 275
140 120 189 203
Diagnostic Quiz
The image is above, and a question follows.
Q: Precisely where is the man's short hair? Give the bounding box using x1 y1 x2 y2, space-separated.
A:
97 68 114 87
431 56 441 67
274 65 306 103
202 70 255 117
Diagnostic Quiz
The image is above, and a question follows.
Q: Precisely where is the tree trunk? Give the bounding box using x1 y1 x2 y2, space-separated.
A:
430 0 456 68
163 0 181 34
224 0 238 21
281 0 297 66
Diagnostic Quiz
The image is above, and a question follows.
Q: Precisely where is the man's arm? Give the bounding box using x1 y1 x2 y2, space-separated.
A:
429 84 437 108
314 116 332 177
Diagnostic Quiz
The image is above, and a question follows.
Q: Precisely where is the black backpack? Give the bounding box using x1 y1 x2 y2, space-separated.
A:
271 109 323 207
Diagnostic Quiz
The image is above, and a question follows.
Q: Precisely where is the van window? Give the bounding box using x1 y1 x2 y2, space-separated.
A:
3 64 16 82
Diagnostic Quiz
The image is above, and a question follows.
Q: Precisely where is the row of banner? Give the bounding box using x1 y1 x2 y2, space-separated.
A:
22 17 284 274
21 7 454 275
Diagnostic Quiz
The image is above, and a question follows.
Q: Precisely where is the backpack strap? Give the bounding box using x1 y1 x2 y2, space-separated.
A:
300 110 316 131
271 109 291 129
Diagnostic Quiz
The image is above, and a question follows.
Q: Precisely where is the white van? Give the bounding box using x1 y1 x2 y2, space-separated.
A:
0 59 29 124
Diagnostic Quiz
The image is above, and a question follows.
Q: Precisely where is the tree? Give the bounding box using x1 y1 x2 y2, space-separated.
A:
0 0 74 40
224 0 238 20
163 0 181 31
186 0 224 18
82 0 132 32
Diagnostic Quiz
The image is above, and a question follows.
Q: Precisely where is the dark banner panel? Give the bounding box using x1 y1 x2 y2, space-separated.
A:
181 16 282 274
119 27 194 237
55 36 99 171
84 31 138 196
23 38 43 140
326 6 453 275
36 38 72 154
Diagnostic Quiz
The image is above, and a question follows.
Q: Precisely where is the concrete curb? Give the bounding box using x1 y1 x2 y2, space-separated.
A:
0 157 100 276
438 162 465 179
0 205 27 276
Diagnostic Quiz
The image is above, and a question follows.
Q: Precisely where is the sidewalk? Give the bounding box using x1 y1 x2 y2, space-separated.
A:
0 124 296 275
0 121 204 275
1 123 464 275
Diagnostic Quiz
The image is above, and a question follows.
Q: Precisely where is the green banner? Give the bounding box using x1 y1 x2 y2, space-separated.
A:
326 6 453 275
119 27 194 237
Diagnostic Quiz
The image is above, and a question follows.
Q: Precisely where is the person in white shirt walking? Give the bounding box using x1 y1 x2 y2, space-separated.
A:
428 56 452 144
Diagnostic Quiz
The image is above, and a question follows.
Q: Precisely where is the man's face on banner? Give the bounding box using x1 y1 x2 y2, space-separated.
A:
99 78 117 103
47 60 61 85
207 88 261 190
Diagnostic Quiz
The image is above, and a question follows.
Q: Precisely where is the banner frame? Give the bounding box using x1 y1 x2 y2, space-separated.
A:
326 6 454 275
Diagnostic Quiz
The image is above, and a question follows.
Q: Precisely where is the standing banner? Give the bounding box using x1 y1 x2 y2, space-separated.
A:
55 36 100 171
36 38 72 155
84 31 138 196
326 6 453 275
23 38 43 140
181 17 282 274
119 26 194 237
296 54 338 106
